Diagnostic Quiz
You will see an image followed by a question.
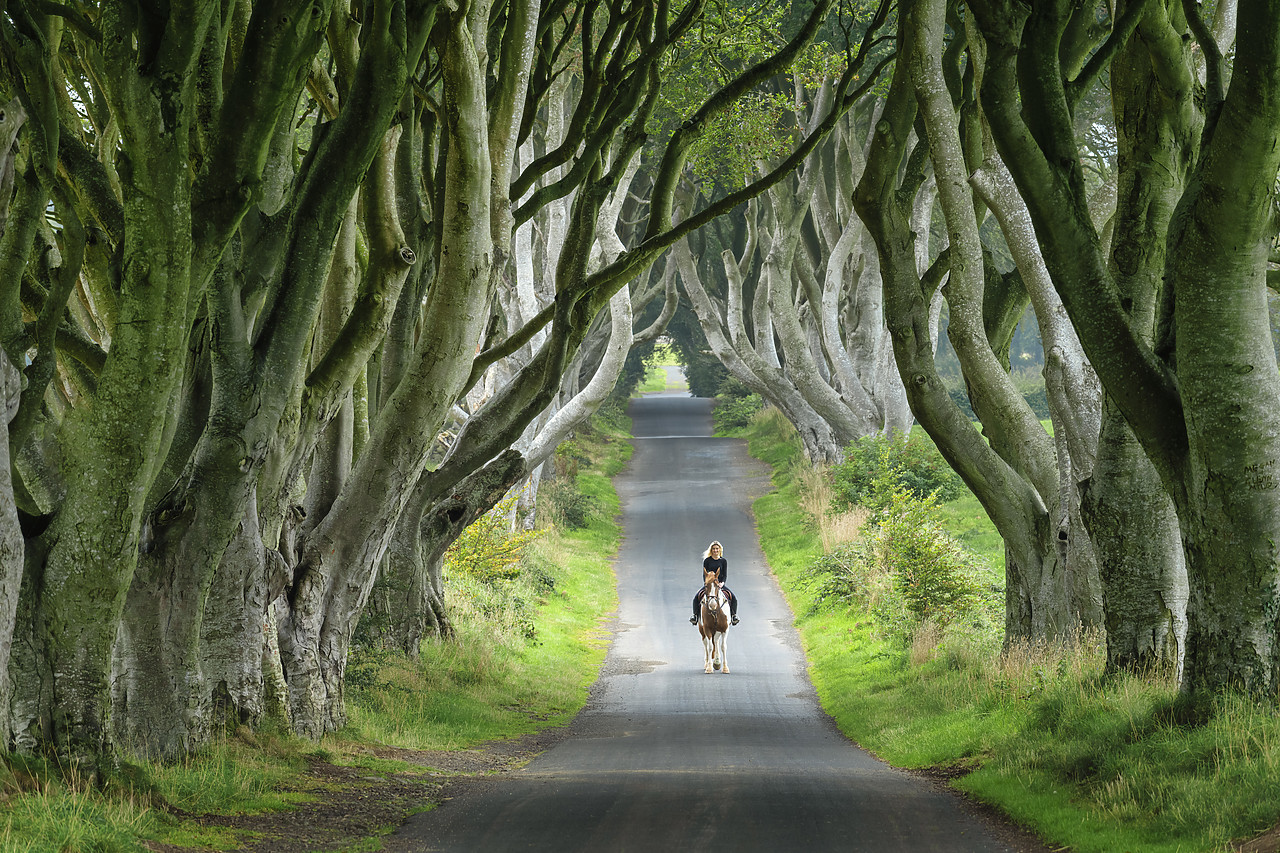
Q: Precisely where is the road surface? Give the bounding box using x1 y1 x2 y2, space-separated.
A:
387 387 1044 852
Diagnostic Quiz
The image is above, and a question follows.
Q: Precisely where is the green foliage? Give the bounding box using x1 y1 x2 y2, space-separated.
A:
712 392 764 433
681 346 729 397
647 342 678 365
635 365 670 395
806 539 890 614
807 487 983 631
445 492 540 583
345 642 395 691
543 477 596 529
710 376 764 432
830 433 963 510
540 436 606 529
656 4 797 188
875 489 983 627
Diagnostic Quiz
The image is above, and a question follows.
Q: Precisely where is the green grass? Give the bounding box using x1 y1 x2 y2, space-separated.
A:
933 491 1003 565
636 347 684 395
2 407 632 853
0 780 159 853
0 733 313 853
742 408 1280 853
636 365 668 394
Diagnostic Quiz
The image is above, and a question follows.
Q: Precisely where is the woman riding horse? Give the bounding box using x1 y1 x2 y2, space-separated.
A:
690 540 739 626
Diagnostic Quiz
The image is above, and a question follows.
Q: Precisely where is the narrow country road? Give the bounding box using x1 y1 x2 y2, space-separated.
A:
387 386 1047 852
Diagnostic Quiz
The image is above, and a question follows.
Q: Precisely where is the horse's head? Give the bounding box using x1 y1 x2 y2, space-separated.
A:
704 569 719 589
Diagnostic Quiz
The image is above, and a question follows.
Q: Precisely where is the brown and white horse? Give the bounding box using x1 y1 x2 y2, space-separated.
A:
698 569 730 673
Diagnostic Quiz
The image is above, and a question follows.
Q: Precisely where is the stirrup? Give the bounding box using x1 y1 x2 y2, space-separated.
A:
690 615 698 625
731 616 739 625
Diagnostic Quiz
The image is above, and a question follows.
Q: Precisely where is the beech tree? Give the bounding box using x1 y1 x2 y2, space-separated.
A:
678 99 913 464
0 0 889 766
670 10 903 463
852 0 1108 642
963 0 1280 696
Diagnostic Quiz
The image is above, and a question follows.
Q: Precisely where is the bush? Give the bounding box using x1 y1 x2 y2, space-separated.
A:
445 492 541 583
806 539 894 615
876 488 983 626
542 477 595 529
682 349 729 397
712 392 764 432
807 487 983 632
830 433 962 511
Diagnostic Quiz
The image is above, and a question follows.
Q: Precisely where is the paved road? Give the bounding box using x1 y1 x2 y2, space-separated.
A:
388 389 1043 852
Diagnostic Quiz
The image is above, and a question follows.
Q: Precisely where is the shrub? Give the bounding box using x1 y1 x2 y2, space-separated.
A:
806 539 894 614
830 433 962 511
542 477 595 529
716 376 755 399
682 349 729 397
712 392 764 432
446 492 540 583
345 643 395 691
553 439 587 479
806 487 983 632
876 488 983 626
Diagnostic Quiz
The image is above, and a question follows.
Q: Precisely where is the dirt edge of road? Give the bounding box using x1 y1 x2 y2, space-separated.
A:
142 727 570 853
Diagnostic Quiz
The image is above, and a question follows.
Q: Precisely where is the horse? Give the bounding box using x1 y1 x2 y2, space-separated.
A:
698 569 731 674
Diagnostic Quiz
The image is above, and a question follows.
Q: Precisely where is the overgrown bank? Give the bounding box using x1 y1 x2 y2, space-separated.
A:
731 405 1280 853
0 402 634 853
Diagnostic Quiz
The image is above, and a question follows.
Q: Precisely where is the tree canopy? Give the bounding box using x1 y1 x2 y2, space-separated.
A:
2 0 1280 773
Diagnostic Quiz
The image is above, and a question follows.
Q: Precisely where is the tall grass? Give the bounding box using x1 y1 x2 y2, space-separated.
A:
796 464 869 553
744 408 1280 853
0 785 156 853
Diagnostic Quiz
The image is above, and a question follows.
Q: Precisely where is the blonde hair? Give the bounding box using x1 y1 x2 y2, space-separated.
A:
703 540 724 559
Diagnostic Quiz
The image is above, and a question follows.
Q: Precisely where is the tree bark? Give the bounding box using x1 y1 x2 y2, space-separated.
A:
0 350 24 749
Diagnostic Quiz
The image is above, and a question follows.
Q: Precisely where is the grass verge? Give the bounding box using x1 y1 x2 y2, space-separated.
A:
740 407 1280 853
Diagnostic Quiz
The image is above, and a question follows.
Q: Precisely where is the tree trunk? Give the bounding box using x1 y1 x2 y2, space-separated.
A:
368 485 453 657
0 350 25 749
199 500 279 732
280 2 497 736
40 109 198 760
1084 404 1186 676
1072 22 1191 676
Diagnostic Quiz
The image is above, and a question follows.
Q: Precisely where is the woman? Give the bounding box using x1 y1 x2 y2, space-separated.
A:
690 540 739 626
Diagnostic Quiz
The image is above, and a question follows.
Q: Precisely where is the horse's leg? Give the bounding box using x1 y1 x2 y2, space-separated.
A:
702 630 713 673
720 629 729 674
